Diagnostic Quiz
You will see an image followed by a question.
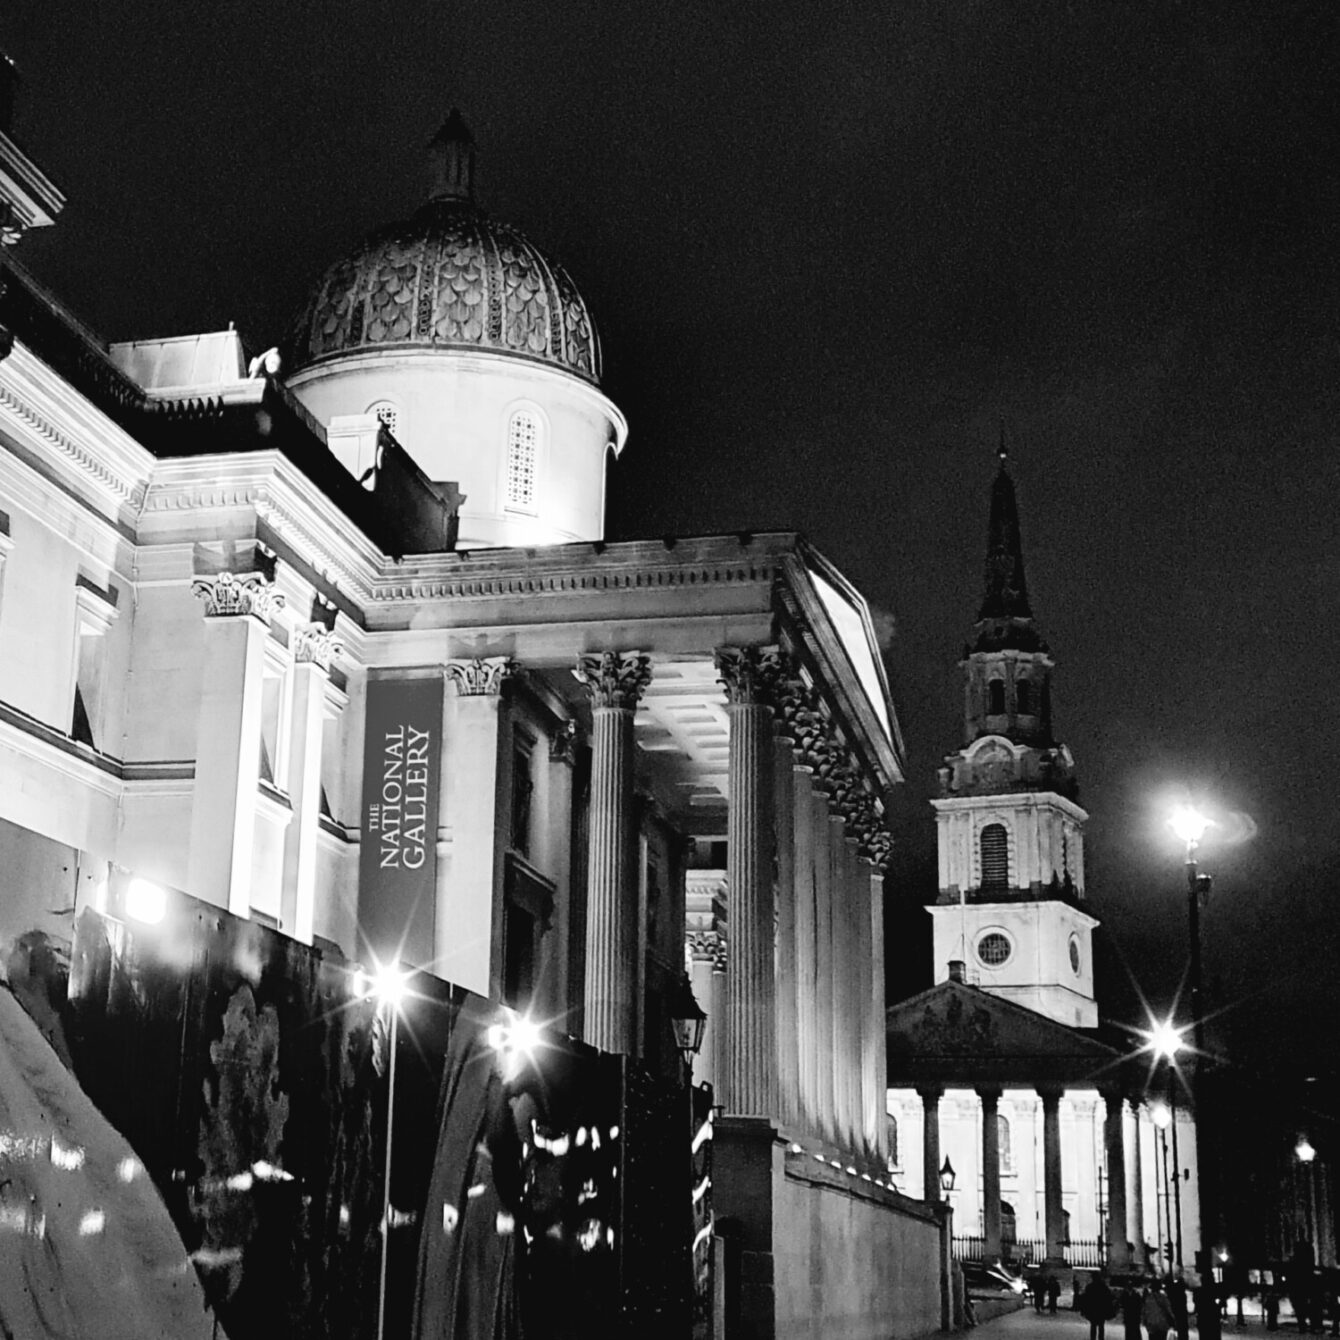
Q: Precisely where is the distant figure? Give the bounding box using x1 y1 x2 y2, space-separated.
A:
1144 1281 1176 1340
1081 1274 1117 1340
1123 1284 1147 1340
247 347 282 379
1265 1290 1280 1331
1048 1276 1062 1314
1033 1275 1047 1313
1168 1277 1190 1340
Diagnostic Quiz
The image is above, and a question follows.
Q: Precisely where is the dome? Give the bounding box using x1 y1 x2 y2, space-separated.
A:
286 112 602 384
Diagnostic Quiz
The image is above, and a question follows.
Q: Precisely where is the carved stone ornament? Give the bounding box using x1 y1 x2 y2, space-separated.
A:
445 656 516 697
687 928 728 972
549 718 579 764
862 828 894 869
191 570 286 622
714 645 784 706
572 651 652 710
293 624 344 670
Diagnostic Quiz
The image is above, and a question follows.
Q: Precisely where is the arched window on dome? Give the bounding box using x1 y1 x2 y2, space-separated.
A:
1016 679 1031 715
367 400 401 441
504 408 541 514
980 823 1009 891
987 679 1006 716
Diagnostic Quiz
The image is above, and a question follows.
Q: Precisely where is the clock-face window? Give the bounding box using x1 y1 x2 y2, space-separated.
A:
1069 935 1081 975
977 931 1012 967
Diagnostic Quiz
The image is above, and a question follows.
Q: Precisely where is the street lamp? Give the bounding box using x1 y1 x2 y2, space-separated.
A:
358 961 409 1340
1166 803 1221 1340
939 1156 957 1198
669 972 708 1076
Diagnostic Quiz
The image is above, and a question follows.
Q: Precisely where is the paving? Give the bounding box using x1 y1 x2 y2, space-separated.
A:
974 1302 1305 1340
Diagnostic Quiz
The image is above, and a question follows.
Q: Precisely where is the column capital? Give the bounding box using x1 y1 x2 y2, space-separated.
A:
976 1085 1003 1108
1037 1084 1065 1107
687 928 728 972
714 644 783 706
191 570 285 623
573 651 651 709
446 655 516 697
916 1082 945 1105
293 623 343 670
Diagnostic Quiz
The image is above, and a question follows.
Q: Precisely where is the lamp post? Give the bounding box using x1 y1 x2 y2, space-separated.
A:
1296 1138 1318 1256
1167 805 1221 1340
1152 1022 1187 1275
360 962 409 1340
669 974 708 1327
1153 1102 1175 1276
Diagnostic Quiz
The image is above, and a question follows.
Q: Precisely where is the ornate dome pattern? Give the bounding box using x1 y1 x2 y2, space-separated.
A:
287 199 601 383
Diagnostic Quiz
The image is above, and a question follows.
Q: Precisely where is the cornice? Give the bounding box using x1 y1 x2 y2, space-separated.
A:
930 790 1089 824
0 342 152 512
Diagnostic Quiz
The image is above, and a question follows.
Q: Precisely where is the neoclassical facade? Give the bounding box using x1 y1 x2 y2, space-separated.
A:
1 103 942 1337
887 454 1201 1277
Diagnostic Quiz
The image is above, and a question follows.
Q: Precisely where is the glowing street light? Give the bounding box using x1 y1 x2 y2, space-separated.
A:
1149 1021 1186 1061
1296 1138 1317 1164
362 960 410 1340
1164 799 1222 1338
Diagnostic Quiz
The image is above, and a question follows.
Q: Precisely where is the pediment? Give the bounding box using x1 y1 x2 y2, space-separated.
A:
886 980 1124 1088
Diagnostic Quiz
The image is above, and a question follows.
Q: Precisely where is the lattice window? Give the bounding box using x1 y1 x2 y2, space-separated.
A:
977 931 1011 967
368 400 400 439
980 823 1009 889
505 410 539 511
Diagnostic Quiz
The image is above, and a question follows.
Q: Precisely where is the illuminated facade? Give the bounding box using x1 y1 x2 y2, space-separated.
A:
1 101 941 1336
887 455 1202 1277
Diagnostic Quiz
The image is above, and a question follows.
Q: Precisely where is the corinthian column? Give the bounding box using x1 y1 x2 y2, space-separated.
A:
1103 1090 1132 1270
715 647 778 1118
573 651 651 1055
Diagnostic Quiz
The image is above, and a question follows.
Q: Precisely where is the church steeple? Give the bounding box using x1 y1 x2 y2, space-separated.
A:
927 441 1097 1028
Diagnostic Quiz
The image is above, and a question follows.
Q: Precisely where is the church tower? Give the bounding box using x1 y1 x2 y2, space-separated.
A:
928 446 1098 1027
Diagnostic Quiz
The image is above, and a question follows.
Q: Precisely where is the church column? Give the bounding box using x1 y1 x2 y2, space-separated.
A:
573 652 651 1055
812 786 837 1140
866 857 888 1160
1041 1086 1066 1265
919 1084 944 1204
980 1086 1004 1265
188 567 285 916
791 762 818 1131
715 647 777 1117
828 809 851 1142
442 657 516 995
1127 1100 1146 1268
771 723 799 1128
281 623 343 943
1103 1088 1132 1270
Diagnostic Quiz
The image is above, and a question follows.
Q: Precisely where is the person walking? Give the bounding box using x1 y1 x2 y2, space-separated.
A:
1144 1281 1176 1340
1122 1283 1146 1340
1082 1274 1117 1340
1048 1276 1062 1314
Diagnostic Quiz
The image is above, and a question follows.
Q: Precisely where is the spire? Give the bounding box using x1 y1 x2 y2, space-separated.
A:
427 108 475 203
977 436 1032 624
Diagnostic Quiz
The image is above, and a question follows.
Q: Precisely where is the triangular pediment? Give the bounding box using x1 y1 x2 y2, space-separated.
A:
886 980 1125 1089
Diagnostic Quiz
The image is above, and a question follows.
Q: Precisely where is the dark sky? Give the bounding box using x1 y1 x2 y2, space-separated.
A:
6 2 1338 1079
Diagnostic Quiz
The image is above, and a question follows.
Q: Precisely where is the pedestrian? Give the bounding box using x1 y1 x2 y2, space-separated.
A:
1168 1277 1190 1340
1082 1274 1117 1340
1265 1290 1280 1331
1123 1283 1146 1340
1048 1276 1062 1314
1033 1275 1046 1313
1144 1281 1176 1340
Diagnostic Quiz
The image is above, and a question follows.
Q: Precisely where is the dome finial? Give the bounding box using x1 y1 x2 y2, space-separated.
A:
428 108 475 203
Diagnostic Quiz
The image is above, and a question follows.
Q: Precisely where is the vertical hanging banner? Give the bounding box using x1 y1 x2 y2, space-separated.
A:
359 673 443 966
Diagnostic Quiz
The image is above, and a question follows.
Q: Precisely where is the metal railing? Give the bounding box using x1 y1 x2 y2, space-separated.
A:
952 1235 1106 1270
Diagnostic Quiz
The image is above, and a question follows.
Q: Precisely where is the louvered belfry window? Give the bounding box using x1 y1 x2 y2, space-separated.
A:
980 823 1009 890
505 410 538 510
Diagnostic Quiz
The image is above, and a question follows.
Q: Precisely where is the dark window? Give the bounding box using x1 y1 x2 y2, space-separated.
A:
511 743 533 856
71 683 94 747
978 931 1011 966
1002 1199 1017 1244
987 679 1005 715
887 1113 899 1170
980 823 1009 889
1016 680 1031 715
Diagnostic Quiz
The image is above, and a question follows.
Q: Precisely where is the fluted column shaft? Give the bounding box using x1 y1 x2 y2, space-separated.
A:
981 1087 1003 1263
1104 1091 1131 1270
868 865 888 1160
574 653 650 1055
1042 1087 1066 1264
793 766 819 1130
828 812 850 1143
813 790 837 1140
772 733 798 1127
1129 1102 1146 1257
844 835 865 1151
717 648 778 1117
919 1084 944 1203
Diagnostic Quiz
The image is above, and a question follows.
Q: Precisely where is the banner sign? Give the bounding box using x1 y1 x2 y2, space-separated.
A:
359 673 443 965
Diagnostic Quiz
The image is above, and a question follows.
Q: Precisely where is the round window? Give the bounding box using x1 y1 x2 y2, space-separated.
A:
1069 935 1081 975
977 932 1012 967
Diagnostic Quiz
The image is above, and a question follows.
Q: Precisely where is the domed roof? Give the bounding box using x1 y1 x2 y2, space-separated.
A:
286 112 602 383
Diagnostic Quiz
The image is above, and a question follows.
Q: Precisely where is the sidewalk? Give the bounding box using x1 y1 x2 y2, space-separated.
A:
975 1307 1304 1340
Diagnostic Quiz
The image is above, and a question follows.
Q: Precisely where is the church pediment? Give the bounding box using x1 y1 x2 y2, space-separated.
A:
886 980 1123 1088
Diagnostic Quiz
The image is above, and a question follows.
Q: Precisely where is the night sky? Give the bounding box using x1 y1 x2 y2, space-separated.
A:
5 3 1337 1081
